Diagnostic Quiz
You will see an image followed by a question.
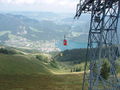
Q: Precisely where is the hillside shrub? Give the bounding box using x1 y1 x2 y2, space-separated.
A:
50 60 59 69
36 54 49 63
100 59 110 80
114 59 120 73
0 48 17 55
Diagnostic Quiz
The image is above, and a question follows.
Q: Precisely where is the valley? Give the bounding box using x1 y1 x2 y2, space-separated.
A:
0 12 89 52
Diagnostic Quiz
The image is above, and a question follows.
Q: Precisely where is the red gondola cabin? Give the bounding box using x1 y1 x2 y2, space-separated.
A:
63 39 67 46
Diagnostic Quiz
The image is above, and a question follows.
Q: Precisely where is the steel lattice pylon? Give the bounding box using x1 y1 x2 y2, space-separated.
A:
75 0 120 90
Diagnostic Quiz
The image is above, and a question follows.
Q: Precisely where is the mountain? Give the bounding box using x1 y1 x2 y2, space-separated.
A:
0 12 90 52
0 12 120 52
0 13 71 41
11 12 59 21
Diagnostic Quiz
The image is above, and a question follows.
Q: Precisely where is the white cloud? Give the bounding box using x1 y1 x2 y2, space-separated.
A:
15 0 35 4
0 0 79 12
44 0 56 4
1 0 36 4
1 0 55 4
1 0 78 5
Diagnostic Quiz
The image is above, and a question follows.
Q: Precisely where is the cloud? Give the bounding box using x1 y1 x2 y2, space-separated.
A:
0 0 78 5
0 0 79 12
1 0 36 4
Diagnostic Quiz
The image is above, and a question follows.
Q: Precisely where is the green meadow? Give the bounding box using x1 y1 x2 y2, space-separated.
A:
0 51 85 90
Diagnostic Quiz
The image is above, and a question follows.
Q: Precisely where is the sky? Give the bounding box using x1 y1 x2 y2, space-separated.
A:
0 0 79 13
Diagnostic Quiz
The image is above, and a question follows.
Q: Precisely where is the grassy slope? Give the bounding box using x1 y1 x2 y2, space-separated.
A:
0 47 86 90
0 54 50 75
0 54 85 90
0 73 85 90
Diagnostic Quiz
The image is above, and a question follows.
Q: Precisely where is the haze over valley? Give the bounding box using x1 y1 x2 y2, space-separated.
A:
0 12 90 52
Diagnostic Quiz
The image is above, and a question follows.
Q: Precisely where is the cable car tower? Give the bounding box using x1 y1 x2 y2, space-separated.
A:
75 0 120 90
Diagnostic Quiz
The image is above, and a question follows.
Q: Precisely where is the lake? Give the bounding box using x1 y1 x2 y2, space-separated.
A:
56 40 88 51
